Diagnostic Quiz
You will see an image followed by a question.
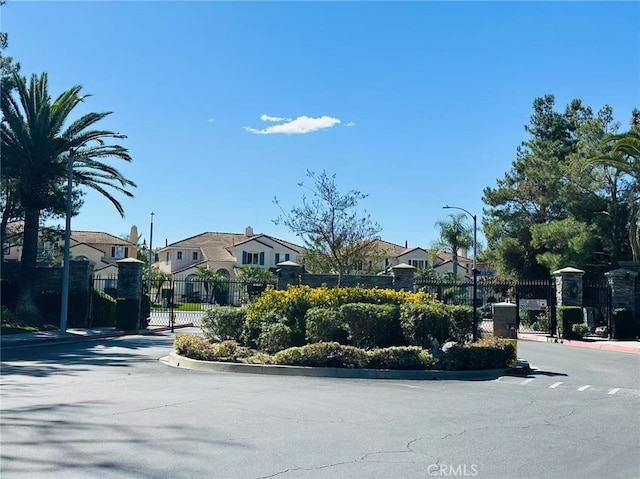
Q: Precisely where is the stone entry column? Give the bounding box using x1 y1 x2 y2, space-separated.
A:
116 258 144 330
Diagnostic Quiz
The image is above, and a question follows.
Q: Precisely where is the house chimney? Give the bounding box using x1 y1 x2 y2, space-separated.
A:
129 225 138 244
245 226 254 237
405 240 408 248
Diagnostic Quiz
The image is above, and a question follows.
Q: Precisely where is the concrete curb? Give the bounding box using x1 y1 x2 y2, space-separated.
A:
518 333 640 354
0 324 194 349
163 351 532 381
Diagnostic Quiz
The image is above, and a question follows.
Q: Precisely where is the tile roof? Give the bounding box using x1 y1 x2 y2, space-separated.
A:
71 231 134 245
164 232 304 263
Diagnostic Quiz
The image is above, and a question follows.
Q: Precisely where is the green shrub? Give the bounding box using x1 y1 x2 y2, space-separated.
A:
140 294 151 328
240 352 274 364
1 305 17 325
520 310 538 327
175 334 217 360
400 303 450 347
340 303 402 348
571 323 590 339
115 298 140 330
305 307 349 344
211 340 252 360
449 305 474 342
91 289 116 327
258 322 293 353
532 311 550 332
612 308 635 340
368 346 436 370
557 306 583 339
273 342 370 368
201 307 246 342
174 335 252 361
442 337 516 371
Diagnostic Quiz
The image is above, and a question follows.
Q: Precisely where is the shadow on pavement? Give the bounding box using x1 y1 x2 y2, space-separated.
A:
0 334 175 379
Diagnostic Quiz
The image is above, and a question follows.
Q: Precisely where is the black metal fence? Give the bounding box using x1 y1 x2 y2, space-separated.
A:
92 273 612 334
414 278 556 334
583 280 612 333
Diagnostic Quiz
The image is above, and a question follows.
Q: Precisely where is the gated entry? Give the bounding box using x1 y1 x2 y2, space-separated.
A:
145 275 276 328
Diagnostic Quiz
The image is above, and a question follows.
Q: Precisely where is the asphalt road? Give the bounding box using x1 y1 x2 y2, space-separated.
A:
1 333 639 479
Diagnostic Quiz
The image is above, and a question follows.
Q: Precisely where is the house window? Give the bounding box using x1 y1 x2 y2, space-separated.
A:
111 246 128 259
165 252 170 264
192 251 198 261
246 253 259 265
177 251 183 260
410 259 425 270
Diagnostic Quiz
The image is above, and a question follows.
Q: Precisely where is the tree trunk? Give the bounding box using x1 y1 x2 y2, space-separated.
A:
15 207 43 325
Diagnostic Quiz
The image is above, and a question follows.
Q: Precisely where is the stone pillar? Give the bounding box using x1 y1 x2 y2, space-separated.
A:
116 258 144 330
276 261 304 290
606 268 638 338
391 263 416 292
552 267 585 308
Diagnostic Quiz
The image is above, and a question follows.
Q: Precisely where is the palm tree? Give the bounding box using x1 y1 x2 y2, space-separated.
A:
434 214 473 280
194 266 227 303
587 129 640 261
1 72 136 323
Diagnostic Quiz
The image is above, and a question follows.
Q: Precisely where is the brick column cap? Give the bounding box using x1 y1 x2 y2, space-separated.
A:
391 263 416 271
276 260 301 267
552 266 585 276
605 268 638 279
116 258 144 265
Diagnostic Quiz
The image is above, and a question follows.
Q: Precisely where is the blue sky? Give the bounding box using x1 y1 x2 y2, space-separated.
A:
3 1 639 252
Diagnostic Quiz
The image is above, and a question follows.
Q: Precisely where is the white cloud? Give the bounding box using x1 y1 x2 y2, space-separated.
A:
345 121 356 127
207 118 215 122
244 115 342 135
260 114 291 122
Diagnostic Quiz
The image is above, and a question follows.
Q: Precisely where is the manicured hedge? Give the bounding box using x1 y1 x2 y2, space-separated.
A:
91 289 116 327
441 338 516 371
399 303 450 347
273 342 370 369
557 306 583 339
174 336 513 371
612 308 635 340
305 307 349 344
201 307 247 342
340 303 402 348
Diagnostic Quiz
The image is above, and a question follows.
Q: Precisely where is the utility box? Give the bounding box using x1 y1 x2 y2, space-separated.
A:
493 302 518 340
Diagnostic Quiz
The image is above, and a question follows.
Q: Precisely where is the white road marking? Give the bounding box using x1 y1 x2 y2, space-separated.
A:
577 385 592 392
520 378 535 385
607 388 621 395
549 382 563 389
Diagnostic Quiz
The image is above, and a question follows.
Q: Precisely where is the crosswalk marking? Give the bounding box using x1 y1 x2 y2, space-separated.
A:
577 385 592 392
549 382 563 389
608 388 621 395
520 378 535 385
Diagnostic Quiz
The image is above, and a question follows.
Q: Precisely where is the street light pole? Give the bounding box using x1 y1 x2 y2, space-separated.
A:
443 205 478 341
147 212 154 297
60 148 75 333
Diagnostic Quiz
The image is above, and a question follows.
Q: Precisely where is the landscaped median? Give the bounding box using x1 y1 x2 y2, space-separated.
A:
166 285 529 379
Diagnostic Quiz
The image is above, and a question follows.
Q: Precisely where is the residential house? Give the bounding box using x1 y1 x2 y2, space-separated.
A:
2 222 138 287
155 226 303 279
360 239 475 280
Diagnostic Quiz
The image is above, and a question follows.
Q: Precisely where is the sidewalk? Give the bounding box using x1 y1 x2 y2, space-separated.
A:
518 332 640 354
0 324 191 350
